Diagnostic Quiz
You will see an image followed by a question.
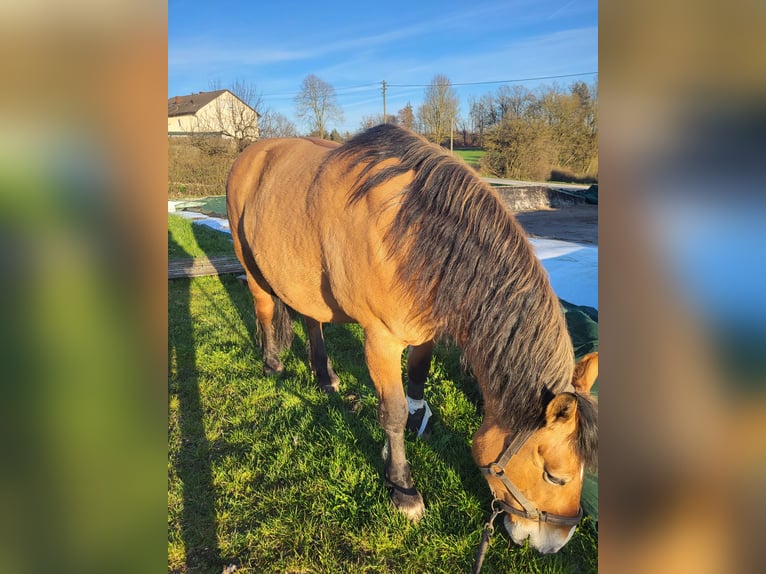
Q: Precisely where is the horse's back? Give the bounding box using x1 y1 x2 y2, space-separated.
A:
227 137 339 218
227 138 356 323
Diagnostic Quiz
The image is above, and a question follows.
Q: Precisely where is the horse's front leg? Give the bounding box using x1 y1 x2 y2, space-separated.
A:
406 340 434 437
364 328 425 522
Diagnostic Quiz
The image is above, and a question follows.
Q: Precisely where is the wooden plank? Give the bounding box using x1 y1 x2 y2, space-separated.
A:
168 255 244 279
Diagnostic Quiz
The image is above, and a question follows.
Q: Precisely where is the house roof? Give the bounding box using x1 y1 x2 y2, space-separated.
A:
168 89 229 117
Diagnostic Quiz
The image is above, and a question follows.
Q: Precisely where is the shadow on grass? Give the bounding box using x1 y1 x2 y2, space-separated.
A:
169 218 269 572
168 219 267 572
168 232 222 573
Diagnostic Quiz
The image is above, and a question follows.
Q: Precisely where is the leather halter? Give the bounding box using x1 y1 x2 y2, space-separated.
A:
472 428 584 572
478 429 583 527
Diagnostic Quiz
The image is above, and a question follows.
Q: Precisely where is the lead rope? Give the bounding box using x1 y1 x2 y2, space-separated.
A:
472 500 503 574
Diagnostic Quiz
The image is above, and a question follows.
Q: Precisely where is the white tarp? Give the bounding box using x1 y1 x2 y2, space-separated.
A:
529 238 598 309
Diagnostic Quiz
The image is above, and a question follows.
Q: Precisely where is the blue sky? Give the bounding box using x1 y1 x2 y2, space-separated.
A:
168 0 597 134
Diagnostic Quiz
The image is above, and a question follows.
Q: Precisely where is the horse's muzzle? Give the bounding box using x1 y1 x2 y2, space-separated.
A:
503 514 577 554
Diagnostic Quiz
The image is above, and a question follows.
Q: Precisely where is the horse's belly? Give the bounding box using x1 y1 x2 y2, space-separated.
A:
253 236 354 324
276 274 355 324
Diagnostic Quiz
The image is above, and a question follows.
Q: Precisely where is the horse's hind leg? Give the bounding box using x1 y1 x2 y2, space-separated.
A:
405 341 434 436
244 273 286 376
304 317 340 392
365 328 425 522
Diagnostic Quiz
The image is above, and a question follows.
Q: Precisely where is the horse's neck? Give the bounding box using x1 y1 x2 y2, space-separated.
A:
454 279 571 434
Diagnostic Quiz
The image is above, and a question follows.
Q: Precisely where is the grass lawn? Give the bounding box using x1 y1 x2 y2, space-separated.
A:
168 214 597 573
453 148 486 172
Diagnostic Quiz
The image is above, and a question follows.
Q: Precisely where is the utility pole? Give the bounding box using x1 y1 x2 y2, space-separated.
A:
382 80 387 123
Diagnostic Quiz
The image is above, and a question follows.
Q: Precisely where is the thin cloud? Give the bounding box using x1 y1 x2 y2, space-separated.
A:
168 20 426 69
448 26 598 80
169 2 513 70
547 0 580 20
168 44 313 68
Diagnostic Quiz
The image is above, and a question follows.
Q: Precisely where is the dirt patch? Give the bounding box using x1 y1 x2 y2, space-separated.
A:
514 205 598 245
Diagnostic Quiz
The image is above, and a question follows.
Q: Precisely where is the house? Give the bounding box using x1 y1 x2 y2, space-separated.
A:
168 89 259 141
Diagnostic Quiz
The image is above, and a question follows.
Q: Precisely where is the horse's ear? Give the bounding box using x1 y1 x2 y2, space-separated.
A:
546 393 577 425
572 352 598 393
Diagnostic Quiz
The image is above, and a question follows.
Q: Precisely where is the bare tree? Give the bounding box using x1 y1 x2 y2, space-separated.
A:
259 110 298 139
417 74 459 144
496 85 535 121
294 74 344 138
456 116 471 147
469 94 492 147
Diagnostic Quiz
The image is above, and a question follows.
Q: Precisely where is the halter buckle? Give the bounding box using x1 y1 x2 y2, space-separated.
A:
488 462 505 477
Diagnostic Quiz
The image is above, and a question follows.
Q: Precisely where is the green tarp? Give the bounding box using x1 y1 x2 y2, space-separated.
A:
561 299 599 522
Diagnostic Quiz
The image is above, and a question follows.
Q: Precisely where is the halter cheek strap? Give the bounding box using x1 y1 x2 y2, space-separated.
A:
479 430 540 518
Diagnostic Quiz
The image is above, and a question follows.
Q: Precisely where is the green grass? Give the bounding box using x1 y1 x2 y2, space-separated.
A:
169 214 234 259
453 148 486 171
168 215 597 573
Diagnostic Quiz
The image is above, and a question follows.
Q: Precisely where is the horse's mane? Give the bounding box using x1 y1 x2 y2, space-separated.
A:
328 124 578 436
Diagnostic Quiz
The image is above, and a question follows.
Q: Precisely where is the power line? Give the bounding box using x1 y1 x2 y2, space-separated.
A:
261 81 379 98
260 72 597 99
334 82 382 93
387 71 598 88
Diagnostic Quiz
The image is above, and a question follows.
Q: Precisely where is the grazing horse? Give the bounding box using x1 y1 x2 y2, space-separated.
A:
226 124 598 554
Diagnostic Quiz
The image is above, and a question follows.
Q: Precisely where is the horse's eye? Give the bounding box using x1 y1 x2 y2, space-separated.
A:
543 469 567 486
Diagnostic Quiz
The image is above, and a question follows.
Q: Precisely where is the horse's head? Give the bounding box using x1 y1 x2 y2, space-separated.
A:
472 352 598 554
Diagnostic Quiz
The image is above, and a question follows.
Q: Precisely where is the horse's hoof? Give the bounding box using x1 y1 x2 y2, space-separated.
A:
390 486 425 522
314 365 340 393
318 381 339 393
318 372 340 393
263 360 284 376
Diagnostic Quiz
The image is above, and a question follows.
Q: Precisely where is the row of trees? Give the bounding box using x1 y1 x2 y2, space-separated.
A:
362 78 597 182
195 74 597 182
475 82 598 181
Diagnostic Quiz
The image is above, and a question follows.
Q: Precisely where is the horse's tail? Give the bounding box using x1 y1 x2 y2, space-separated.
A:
272 296 295 353
255 294 294 354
